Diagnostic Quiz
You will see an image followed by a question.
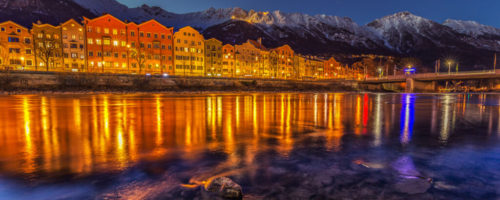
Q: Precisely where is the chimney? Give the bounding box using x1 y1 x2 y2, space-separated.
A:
36 20 42 25
257 37 262 45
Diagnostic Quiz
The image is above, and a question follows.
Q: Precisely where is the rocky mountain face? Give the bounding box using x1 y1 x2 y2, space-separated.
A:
0 0 95 27
1 0 499 70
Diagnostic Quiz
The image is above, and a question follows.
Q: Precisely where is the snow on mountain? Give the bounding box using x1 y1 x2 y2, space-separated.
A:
443 19 500 38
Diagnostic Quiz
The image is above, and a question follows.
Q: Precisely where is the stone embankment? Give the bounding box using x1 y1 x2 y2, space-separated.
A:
0 71 359 93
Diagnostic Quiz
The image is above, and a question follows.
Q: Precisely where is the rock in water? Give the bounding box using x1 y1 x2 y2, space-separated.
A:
205 177 243 200
394 178 431 195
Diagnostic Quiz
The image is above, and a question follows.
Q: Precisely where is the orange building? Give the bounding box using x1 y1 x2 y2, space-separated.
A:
134 20 174 75
221 44 235 77
271 44 295 79
0 21 34 70
173 26 205 76
248 39 270 78
84 14 129 73
324 57 342 79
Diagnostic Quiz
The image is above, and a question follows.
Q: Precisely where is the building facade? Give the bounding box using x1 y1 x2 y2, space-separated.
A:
272 44 295 79
221 44 235 77
133 19 174 75
84 14 129 73
60 19 85 72
324 57 342 79
204 38 222 77
235 40 261 78
173 26 204 77
0 21 34 70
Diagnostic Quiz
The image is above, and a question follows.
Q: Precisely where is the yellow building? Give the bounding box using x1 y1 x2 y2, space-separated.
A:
235 40 261 78
0 21 34 70
60 19 85 72
173 26 205 76
32 21 64 71
222 44 235 77
248 39 269 78
271 44 295 79
204 38 222 77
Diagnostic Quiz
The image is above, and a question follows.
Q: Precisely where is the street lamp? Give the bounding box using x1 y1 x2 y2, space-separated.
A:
377 67 383 78
20 57 25 70
446 60 453 75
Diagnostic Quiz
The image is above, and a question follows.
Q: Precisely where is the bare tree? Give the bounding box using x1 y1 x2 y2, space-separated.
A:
130 46 146 74
34 30 60 71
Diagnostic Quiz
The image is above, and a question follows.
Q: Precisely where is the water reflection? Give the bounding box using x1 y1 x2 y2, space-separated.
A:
400 94 415 145
0 93 498 178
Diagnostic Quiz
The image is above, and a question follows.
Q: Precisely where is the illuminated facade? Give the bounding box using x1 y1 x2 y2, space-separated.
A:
272 44 295 79
222 44 235 77
0 14 355 80
61 19 85 72
324 57 342 79
235 40 261 77
136 20 174 75
84 14 129 73
173 26 205 76
204 38 222 76
0 21 34 70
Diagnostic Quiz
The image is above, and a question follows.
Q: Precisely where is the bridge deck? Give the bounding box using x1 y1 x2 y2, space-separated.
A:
363 70 500 83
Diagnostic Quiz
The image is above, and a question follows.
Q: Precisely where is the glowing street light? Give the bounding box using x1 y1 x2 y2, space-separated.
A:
446 60 453 75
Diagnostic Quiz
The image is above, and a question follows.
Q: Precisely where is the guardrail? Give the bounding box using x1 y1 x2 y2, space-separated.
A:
365 70 499 82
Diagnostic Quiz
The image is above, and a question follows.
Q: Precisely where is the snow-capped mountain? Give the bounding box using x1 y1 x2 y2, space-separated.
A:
0 0 499 69
444 19 500 38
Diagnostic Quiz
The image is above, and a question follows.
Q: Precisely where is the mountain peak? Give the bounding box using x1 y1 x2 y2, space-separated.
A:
443 19 500 37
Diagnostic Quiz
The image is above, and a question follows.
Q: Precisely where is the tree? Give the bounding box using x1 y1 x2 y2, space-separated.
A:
130 46 146 74
34 30 60 71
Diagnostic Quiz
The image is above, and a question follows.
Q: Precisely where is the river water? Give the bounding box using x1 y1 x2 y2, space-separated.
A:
0 93 499 199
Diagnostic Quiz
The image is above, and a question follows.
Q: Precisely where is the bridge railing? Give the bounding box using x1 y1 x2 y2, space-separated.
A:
365 69 498 81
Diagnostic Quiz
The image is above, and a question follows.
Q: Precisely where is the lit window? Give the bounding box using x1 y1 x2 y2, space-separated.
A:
113 29 118 35
104 28 109 34
88 38 93 44
113 40 118 46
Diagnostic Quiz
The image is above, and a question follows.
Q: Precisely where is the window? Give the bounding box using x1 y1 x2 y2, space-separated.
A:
104 28 109 34
154 34 158 38
0 27 4 32
89 51 94 57
17 29 21 33
97 52 102 57
70 44 78 48
140 32 144 37
25 49 31 55
161 34 165 39
113 29 118 35
8 37 19 43
72 35 76 40
121 41 126 47
71 53 78 58
24 38 30 44
147 33 151 38
113 40 118 46
96 39 101 45
103 38 110 45
9 48 20 53
131 31 135 36
26 60 32 66
168 35 171 40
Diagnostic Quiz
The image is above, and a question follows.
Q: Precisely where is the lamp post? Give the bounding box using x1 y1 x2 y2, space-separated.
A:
447 60 452 75
20 57 25 71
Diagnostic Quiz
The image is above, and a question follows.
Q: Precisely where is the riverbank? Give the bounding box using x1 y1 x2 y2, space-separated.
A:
0 71 359 94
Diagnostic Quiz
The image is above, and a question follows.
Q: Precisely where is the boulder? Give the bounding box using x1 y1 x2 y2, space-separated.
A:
205 177 243 200
394 178 431 194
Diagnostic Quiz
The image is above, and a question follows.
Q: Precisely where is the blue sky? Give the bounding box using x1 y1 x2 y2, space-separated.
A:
117 0 500 27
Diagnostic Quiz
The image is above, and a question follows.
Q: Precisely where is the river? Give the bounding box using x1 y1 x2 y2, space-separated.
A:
0 93 499 199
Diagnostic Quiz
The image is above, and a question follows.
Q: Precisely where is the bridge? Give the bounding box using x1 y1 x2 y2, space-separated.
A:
361 70 500 92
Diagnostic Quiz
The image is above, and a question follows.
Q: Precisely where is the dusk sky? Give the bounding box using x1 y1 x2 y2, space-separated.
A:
117 0 500 27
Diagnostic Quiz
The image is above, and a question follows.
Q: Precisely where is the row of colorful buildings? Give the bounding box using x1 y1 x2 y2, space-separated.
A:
0 14 357 80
